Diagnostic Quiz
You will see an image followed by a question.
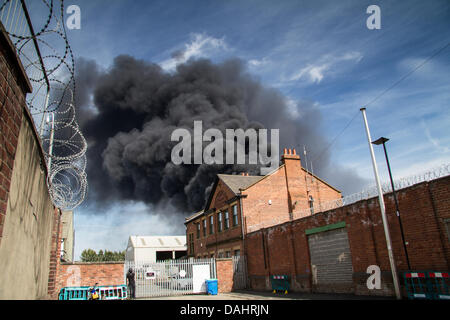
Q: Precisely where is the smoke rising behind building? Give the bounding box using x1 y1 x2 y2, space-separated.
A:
75 55 367 214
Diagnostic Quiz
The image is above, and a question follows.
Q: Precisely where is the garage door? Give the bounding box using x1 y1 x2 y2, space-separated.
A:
307 225 353 291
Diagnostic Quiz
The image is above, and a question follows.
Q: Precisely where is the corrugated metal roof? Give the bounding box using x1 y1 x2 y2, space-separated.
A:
129 235 187 248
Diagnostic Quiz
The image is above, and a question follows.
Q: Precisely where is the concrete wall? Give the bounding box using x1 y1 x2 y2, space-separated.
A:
245 175 450 297
60 211 74 262
0 22 61 299
0 103 59 299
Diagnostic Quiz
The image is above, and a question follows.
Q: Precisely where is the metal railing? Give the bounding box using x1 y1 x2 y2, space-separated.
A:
0 0 87 211
232 255 248 290
125 258 217 298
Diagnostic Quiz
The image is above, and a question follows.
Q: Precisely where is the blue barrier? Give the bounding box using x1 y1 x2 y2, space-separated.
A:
403 271 449 300
428 272 449 300
58 284 128 300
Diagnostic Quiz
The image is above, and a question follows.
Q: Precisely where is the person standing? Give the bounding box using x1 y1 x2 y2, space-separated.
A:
126 268 136 299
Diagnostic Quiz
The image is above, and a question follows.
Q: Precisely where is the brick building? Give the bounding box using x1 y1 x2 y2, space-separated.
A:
184 148 342 258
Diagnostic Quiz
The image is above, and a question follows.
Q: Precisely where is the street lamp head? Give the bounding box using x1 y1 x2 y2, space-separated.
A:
372 137 389 145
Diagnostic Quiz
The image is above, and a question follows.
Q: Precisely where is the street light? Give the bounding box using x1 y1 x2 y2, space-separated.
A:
372 137 411 270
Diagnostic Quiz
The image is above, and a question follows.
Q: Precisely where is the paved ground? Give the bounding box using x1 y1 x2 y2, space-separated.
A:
142 290 394 300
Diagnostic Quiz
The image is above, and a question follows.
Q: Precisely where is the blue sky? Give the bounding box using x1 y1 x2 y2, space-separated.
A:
29 0 449 259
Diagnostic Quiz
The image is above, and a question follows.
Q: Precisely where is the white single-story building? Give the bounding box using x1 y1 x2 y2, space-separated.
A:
125 235 187 262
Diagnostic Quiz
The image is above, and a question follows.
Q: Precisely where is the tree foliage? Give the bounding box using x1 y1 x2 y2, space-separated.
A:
80 249 125 262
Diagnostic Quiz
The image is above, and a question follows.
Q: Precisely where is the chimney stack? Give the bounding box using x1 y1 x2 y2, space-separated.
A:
281 147 301 163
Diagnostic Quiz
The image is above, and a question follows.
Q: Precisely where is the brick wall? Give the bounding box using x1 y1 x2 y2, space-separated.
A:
48 208 62 298
54 262 125 298
0 22 31 246
241 150 341 233
186 179 244 258
216 258 233 293
0 23 63 300
245 176 450 297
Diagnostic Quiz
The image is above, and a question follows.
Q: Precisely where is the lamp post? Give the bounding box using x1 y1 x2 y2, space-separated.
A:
360 108 401 299
372 137 411 270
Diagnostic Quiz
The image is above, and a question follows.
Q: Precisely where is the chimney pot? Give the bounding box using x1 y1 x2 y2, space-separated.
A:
284 148 287 155
293 148 297 155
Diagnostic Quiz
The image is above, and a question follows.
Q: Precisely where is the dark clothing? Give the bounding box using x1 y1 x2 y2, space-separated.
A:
126 271 135 299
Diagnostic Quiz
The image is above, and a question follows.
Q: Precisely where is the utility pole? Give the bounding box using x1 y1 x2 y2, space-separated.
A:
360 108 401 300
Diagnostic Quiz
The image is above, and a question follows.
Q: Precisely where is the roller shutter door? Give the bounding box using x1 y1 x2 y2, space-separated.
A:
308 227 353 288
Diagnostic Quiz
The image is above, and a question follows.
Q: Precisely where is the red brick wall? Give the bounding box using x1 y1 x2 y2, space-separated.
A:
242 150 341 233
245 176 450 297
242 164 290 232
0 23 31 245
54 262 125 298
48 208 62 298
216 258 233 293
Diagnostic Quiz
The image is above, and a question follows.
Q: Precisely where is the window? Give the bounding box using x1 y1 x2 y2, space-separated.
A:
209 215 214 234
232 205 238 226
225 250 231 258
224 211 230 229
234 249 240 256
202 219 207 237
218 212 223 232
196 223 201 239
309 196 314 215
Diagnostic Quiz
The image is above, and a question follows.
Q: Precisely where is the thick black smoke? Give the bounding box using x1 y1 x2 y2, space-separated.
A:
76 55 367 214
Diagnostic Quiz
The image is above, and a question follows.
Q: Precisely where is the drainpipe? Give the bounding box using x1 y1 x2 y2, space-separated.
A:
239 194 245 254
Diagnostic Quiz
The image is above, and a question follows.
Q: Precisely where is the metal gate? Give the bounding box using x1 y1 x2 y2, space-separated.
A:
124 258 216 298
307 226 353 292
232 255 248 290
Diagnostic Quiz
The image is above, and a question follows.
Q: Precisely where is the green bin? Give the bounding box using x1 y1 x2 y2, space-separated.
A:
270 275 290 294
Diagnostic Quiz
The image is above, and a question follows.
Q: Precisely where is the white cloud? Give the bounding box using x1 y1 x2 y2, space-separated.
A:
286 51 363 84
423 121 450 153
248 57 269 67
160 33 228 71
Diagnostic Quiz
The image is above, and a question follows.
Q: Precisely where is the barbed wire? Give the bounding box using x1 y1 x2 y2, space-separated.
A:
1 0 87 211
293 163 450 219
246 163 450 232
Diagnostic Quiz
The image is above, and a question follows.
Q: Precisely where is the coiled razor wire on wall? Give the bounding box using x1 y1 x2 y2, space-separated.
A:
295 163 450 219
0 0 87 211
247 163 450 232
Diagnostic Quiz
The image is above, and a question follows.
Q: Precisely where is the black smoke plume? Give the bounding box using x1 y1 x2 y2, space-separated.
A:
76 55 367 214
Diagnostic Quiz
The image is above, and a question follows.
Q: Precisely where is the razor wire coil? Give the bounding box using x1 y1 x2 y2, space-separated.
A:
1 0 87 211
